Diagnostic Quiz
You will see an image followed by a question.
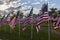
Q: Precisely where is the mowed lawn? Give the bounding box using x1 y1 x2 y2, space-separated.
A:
0 22 60 40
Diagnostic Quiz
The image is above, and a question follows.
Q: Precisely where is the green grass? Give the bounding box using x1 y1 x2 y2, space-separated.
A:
50 31 60 40
0 22 60 40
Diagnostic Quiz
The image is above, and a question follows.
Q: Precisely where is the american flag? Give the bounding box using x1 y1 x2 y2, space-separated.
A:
36 3 49 32
15 11 20 24
53 17 60 29
8 11 20 29
22 8 33 30
4 13 10 23
0 14 5 24
36 17 43 32
42 12 49 22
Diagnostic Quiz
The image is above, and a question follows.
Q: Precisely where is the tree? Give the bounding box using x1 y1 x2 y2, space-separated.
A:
20 12 23 18
49 8 57 17
33 14 37 18
57 10 60 16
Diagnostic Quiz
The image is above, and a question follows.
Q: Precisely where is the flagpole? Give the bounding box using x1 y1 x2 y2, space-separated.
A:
9 13 12 33
18 20 20 38
48 7 50 40
31 7 33 40
44 2 50 40
10 13 13 33
31 16 33 40
48 16 50 40
3 13 6 32
3 13 5 32
44 1 50 40
19 11 20 38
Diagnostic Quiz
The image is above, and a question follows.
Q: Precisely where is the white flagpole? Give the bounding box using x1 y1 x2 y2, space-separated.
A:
10 12 13 33
48 6 50 40
45 1 50 40
31 8 33 40
57 12 60 28
48 15 50 40
19 11 20 38
3 13 6 32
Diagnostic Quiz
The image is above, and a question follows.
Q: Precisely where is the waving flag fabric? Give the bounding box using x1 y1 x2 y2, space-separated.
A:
8 11 20 29
36 12 49 32
0 14 5 24
53 17 60 29
4 13 11 23
36 3 49 32
36 17 43 32
22 8 33 30
42 12 49 21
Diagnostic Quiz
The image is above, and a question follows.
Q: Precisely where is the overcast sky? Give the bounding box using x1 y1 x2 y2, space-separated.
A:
0 0 60 10
0 0 60 15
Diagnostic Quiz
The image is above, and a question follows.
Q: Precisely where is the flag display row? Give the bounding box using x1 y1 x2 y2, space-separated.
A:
0 3 60 33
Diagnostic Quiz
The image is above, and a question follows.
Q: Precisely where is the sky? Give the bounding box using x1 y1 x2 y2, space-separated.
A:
48 0 60 9
0 0 60 15
0 0 60 10
17 0 48 9
18 0 60 9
